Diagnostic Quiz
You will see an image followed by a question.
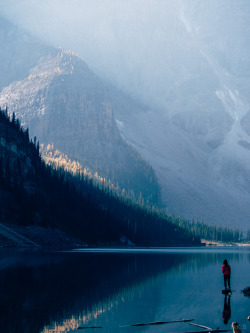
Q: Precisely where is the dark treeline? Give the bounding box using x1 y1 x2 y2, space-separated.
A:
170 217 246 243
0 108 200 246
245 229 250 242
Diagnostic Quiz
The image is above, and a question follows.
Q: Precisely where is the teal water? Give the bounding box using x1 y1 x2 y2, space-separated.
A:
0 247 249 333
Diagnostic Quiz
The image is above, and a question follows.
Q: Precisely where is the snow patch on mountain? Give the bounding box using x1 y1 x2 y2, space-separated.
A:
115 119 124 130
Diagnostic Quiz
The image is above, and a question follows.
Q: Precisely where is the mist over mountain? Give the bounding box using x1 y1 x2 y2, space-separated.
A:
1 1 250 229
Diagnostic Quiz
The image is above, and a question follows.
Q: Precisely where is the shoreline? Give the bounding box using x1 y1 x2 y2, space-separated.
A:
0 222 249 249
201 239 250 247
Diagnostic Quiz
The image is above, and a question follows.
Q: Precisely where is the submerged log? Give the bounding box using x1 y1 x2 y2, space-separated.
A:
189 323 213 330
78 327 102 330
170 328 230 333
120 318 195 327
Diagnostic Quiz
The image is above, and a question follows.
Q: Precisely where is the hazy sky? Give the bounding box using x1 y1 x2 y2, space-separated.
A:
1 0 250 109
0 0 190 106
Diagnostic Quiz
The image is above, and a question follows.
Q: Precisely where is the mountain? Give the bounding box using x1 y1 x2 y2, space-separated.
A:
13 0 247 230
0 16 160 207
1 2 250 230
0 108 200 247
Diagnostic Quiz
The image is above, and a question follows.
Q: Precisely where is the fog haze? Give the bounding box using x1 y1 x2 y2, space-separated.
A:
1 1 250 109
1 0 250 229
0 0 201 107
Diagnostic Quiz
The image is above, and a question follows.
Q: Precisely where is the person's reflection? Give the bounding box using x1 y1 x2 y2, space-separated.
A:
222 295 231 324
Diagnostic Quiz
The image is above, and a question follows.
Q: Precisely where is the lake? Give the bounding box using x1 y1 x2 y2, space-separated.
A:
0 247 249 333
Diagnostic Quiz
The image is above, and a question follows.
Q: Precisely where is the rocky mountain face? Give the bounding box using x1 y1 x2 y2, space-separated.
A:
0 17 160 206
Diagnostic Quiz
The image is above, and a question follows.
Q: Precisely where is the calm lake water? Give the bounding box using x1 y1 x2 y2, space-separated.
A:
0 247 250 333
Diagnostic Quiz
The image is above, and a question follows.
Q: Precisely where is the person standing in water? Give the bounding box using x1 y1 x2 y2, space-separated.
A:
222 259 231 289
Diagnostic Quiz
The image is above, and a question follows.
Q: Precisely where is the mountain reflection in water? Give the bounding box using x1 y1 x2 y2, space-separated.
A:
0 248 250 333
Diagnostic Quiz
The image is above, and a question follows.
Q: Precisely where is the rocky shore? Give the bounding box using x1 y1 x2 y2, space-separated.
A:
0 223 86 249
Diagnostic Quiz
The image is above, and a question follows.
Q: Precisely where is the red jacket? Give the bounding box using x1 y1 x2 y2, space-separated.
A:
222 264 231 275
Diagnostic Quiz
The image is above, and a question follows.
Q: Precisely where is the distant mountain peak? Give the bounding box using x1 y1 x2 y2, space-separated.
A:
0 21 161 207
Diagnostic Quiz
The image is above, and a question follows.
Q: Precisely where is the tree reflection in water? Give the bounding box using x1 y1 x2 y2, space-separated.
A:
0 248 249 333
